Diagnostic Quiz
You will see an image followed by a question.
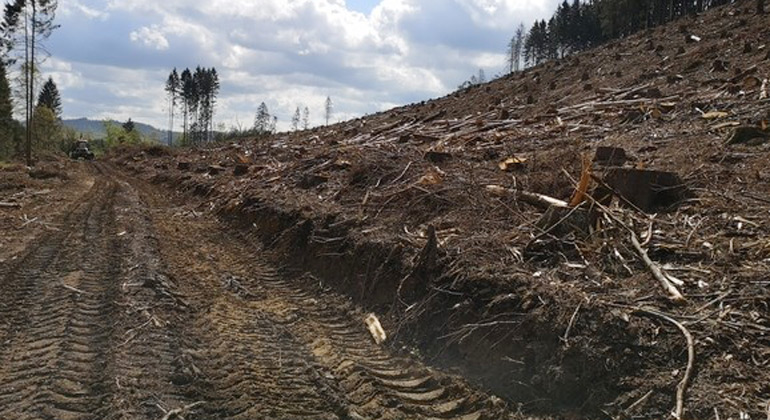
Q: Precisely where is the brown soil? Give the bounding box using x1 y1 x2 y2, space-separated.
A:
2 2 769 419
107 2 769 419
0 162 516 419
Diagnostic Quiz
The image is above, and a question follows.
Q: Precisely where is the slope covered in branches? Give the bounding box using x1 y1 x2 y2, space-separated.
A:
116 2 769 418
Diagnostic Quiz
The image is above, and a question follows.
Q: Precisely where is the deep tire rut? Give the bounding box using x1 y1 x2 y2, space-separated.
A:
138 179 513 420
0 165 516 419
0 177 120 419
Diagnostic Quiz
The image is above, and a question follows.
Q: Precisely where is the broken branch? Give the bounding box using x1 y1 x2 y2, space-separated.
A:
159 401 205 420
485 185 568 209
62 284 88 295
630 232 686 302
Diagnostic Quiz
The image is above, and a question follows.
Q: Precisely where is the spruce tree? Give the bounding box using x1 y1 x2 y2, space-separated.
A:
254 102 270 134
36 76 60 118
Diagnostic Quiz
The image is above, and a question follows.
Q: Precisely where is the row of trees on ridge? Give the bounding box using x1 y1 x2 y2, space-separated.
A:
165 66 220 145
509 0 755 70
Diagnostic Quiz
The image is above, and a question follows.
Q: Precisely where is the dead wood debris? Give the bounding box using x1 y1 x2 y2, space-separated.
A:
114 9 770 417
157 401 205 420
631 231 686 302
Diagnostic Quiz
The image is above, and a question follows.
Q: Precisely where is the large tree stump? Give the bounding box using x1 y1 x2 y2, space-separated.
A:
600 168 692 212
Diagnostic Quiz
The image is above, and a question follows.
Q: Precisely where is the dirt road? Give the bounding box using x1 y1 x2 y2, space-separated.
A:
0 164 512 420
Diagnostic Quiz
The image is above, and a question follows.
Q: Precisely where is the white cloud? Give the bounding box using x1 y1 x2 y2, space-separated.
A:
456 0 552 26
49 0 563 131
61 1 109 20
129 25 170 50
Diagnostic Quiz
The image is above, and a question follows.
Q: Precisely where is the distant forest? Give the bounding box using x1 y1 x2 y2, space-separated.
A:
511 0 763 69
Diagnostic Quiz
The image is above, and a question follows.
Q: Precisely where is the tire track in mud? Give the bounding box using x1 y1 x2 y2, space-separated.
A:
101 172 200 419
0 176 120 419
135 175 514 420
239 268 503 420
0 164 518 419
0 168 201 419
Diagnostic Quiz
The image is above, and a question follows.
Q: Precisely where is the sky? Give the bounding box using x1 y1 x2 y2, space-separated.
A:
36 0 562 132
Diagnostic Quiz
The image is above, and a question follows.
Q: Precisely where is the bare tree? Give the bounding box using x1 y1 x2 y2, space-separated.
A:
302 106 309 130
324 96 332 126
291 106 300 131
512 23 525 72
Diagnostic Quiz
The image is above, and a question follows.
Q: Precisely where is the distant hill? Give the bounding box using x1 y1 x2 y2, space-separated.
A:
62 118 180 144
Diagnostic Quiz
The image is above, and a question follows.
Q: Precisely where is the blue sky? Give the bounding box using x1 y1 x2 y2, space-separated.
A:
35 0 560 132
348 0 382 14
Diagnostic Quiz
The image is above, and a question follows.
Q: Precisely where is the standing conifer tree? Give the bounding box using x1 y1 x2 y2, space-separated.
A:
254 102 270 134
1 0 59 165
36 75 59 117
180 68 193 142
165 68 179 146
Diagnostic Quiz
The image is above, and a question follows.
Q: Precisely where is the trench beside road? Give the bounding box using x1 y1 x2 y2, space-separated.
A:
0 163 513 420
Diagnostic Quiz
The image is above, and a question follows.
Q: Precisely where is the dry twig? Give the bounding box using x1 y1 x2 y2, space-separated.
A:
636 308 695 420
61 284 88 295
561 303 582 347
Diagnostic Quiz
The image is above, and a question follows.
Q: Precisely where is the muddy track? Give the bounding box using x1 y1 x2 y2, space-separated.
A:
0 173 121 419
0 164 515 419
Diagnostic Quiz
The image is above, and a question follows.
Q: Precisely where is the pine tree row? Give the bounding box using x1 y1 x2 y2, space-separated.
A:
165 66 220 145
511 0 752 70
